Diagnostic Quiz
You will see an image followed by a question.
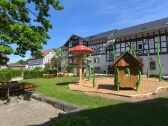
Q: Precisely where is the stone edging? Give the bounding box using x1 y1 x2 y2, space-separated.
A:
30 92 83 113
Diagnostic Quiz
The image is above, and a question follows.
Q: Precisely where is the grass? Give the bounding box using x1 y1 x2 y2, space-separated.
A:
49 97 168 126
22 77 168 126
22 77 122 108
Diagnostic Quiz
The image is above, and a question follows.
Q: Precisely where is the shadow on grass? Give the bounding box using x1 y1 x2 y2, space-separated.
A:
35 97 168 126
56 82 79 86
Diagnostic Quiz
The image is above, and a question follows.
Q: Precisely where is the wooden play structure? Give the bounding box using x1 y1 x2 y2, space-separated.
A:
113 52 143 91
69 45 95 85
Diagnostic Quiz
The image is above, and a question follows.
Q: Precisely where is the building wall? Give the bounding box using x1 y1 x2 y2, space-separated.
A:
91 54 106 73
28 59 43 69
42 51 55 66
28 50 55 69
107 31 168 75
142 54 168 76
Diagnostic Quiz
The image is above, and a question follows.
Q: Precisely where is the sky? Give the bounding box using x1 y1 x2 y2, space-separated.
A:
9 0 168 63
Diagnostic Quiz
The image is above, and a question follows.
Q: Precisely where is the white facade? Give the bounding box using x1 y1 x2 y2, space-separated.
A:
28 50 55 69
90 54 107 73
141 55 168 76
107 33 168 76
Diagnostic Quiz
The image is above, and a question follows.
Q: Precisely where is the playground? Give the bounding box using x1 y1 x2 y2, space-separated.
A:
68 44 168 101
69 77 168 99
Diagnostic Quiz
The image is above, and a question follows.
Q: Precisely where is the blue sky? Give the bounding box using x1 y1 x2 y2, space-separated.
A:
9 0 168 63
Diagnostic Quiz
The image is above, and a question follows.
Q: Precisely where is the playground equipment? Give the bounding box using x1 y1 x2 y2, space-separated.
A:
69 45 95 85
86 55 96 87
113 52 143 91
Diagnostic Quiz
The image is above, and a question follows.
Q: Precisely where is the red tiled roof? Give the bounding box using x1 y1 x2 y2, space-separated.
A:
28 49 53 60
41 49 53 56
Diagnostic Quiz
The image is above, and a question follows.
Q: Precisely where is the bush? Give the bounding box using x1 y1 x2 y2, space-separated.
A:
0 71 12 82
34 67 42 70
1 69 23 78
23 70 44 79
11 69 23 77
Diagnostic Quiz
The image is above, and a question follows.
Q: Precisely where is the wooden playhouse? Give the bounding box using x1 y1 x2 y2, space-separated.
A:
113 52 143 91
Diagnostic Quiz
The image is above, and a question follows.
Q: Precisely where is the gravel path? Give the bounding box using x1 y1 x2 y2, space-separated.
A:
0 99 64 126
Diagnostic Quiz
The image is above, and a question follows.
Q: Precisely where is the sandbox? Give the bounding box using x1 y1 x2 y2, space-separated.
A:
69 77 168 99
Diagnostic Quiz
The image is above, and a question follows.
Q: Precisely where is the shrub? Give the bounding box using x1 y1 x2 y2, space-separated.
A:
0 71 12 82
11 69 23 77
1 69 23 78
34 67 42 70
23 70 43 79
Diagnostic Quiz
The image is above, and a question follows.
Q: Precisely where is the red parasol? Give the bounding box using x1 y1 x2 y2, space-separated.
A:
68 45 95 85
68 45 95 55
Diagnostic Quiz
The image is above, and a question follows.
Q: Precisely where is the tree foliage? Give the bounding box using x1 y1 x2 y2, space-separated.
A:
51 49 65 71
14 59 27 65
0 0 63 63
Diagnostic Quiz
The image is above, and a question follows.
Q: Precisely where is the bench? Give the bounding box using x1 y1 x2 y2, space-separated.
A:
0 81 37 97
43 74 56 78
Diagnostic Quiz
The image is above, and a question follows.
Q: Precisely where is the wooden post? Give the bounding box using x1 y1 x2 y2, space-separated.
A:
79 58 83 85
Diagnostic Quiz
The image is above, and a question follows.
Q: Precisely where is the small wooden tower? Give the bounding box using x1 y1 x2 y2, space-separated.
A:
113 52 143 91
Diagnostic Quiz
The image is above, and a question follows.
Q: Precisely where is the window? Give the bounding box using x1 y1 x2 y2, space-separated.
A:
94 57 100 63
116 44 120 48
150 61 156 70
131 42 136 49
137 41 143 50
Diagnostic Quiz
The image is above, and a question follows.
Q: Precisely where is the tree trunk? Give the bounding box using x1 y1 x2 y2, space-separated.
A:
57 64 58 77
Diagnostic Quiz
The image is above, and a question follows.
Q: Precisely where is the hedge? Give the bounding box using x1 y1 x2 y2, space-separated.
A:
11 69 23 77
1 69 23 78
0 71 12 82
23 70 44 79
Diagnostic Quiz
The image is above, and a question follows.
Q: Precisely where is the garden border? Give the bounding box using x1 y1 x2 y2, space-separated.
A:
29 92 83 113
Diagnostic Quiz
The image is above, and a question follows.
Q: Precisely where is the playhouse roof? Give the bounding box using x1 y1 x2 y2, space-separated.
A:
68 45 95 55
113 52 143 67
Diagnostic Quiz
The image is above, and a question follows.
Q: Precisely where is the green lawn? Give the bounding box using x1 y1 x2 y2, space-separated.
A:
22 77 168 126
22 77 122 108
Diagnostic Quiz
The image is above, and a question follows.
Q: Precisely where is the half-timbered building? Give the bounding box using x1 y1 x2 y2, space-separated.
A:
107 18 168 75
62 17 168 75
63 30 117 73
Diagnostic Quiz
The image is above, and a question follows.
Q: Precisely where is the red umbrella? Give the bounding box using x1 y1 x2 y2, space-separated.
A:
69 45 95 85
69 45 95 55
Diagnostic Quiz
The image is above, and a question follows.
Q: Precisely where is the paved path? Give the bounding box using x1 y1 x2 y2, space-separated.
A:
0 99 64 126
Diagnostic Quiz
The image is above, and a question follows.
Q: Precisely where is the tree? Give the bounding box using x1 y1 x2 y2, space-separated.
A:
0 0 63 63
44 62 52 72
51 49 65 77
14 59 27 65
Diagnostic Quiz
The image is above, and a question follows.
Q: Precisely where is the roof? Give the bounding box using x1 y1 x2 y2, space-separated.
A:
62 17 168 48
113 52 143 67
69 45 95 55
63 35 88 46
63 30 117 47
113 17 168 38
85 29 118 41
28 49 54 60
41 49 53 56
7 64 26 67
